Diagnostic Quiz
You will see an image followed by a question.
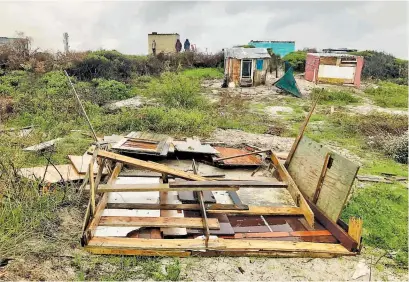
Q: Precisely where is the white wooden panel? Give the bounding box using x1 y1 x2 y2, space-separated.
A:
318 65 355 79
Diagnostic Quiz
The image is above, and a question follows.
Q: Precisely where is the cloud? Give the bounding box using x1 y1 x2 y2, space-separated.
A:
0 1 407 58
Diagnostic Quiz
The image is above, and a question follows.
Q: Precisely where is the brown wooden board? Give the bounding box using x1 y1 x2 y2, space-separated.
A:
185 211 235 235
19 164 84 183
287 136 360 221
68 154 108 175
171 180 288 188
213 147 262 167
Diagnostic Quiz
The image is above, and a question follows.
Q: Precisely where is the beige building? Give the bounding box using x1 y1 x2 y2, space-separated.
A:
148 32 180 54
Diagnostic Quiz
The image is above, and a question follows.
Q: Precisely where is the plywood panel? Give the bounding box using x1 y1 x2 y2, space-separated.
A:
19 164 84 183
318 65 355 80
287 136 359 221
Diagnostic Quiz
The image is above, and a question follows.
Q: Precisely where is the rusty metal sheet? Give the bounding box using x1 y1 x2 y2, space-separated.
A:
213 146 262 167
112 136 170 156
228 215 270 233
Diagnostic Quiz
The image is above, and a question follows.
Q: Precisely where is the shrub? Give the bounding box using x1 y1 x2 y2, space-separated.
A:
93 78 131 102
352 50 408 81
182 68 224 80
282 51 307 72
382 132 408 164
311 88 360 105
364 82 408 108
146 72 207 108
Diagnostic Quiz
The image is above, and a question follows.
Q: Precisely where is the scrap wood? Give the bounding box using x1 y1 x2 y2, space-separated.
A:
23 138 62 152
213 149 270 162
356 175 400 184
68 154 108 175
99 216 220 229
233 230 332 239
106 203 249 211
213 146 262 167
19 164 84 183
171 180 288 188
348 217 363 249
87 183 239 192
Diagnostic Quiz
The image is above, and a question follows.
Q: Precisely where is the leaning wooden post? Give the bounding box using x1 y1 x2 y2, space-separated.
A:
284 95 319 168
89 161 96 215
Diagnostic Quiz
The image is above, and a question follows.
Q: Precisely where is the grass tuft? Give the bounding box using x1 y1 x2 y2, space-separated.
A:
365 82 408 108
311 88 360 105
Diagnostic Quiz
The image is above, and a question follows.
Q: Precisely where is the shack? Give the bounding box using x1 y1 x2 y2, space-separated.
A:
305 53 364 87
224 48 271 87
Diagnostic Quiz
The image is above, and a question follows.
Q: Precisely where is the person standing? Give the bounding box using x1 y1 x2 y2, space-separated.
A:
184 39 190 52
175 39 182 53
151 39 156 55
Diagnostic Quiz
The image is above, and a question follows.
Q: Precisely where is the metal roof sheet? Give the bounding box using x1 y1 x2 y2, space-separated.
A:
308 52 359 58
225 48 271 59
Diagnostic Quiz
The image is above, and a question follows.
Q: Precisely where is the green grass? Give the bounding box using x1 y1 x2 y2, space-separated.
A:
365 82 408 108
311 88 360 105
342 183 408 266
360 157 408 177
181 67 224 79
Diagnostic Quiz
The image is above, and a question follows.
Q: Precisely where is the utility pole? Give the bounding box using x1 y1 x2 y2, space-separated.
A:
63 32 69 53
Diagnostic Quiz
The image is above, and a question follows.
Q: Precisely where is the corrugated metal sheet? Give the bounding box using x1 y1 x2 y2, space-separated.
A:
309 53 358 58
225 48 270 59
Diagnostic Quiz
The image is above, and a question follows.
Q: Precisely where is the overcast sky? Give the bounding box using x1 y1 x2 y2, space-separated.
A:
0 1 407 58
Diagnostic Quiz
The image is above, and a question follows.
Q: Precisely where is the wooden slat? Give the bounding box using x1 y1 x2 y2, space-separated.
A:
312 153 331 203
271 152 314 227
284 98 318 167
348 217 363 249
84 247 191 257
89 162 96 214
207 206 303 215
171 180 287 188
87 237 352 254
89 184 239 192
99 216 220 229
93 150 207 181
106 203 249 211
234 230 332 238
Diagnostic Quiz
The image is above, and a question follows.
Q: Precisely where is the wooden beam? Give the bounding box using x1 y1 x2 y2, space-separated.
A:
86 237 352 254
233 230 332 239
92 150 207 181
285 98 318 167
271 152 314 227
89 161 96 214
214 149 270 162
107 162 123 186
88 183 239 192
312 153 331 204
305 197 358 252
170 180 288 188
84 247 191 257
98 216 220 229
207 206 303 215
348 217 363 249
106 203 249 211
197 190 210 247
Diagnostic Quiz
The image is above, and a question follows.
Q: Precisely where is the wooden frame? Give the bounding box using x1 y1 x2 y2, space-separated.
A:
81 149 358 257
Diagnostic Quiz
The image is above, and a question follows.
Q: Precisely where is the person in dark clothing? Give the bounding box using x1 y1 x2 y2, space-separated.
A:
151 40 156 55
184 39 190 52
175 39 182 53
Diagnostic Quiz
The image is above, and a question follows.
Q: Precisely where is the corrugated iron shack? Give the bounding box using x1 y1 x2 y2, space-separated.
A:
224 48 271 87
248 40 295 57
305 53 364 87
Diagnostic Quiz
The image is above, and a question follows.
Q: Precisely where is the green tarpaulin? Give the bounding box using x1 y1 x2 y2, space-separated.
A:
273 67 302 98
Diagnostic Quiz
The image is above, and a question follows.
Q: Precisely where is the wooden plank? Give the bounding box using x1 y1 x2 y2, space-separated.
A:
89 184 239 192
287 136 360 221
207 206 303 215
106 203 249 211
305 197 358 251
234 230 332 238
68 154 108 175
284 99 318 167
19 164 84 183
84 247 191 257
271 152 314 227
197 190 210 246
108 162 123 185
99 216 220 229
173 138 219 154
193 250 354 258
23 138 61 152
171 180 287 188
348 217 363 249
89 162 96 214
312 153 331 203
87 237 352 254
214 149 270 162
93 150 207 181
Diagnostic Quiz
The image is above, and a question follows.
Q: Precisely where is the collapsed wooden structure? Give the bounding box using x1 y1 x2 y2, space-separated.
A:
80 131 363 257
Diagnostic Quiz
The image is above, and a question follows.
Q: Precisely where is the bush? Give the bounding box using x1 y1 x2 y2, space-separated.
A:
311 88 360 105
146 72 207 108
364 82 408 108
182 68 224 80
352 50 408 82
282 51 307 72
93 78 131 102
382 132 408 164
